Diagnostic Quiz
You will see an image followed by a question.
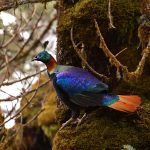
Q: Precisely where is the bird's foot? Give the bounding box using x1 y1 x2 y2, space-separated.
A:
71 113 87 127
59 113 88 131
59 117 75 131
77 113 87 126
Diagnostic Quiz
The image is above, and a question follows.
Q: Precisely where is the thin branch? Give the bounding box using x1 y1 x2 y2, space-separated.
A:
23 108 45 126
108 0 115 29
94 19 150 82
115 48 127 57
0 79 50 102
19 14 57 60
0 11 44 70
0 0 51 11
0 25 21 49
94 19 128 75
130 44 150 78
70 27 109 82
0 6 36 49
1 69 46 86
0 74 42 127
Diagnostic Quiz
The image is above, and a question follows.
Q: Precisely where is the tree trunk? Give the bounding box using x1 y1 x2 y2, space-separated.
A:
53 0 150 149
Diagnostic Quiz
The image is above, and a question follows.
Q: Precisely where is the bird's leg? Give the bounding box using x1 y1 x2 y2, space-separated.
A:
59 108 80 131
77 113 87 126
59 117 75 131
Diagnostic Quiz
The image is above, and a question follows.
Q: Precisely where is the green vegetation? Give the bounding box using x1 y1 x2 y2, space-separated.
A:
53 98 150 150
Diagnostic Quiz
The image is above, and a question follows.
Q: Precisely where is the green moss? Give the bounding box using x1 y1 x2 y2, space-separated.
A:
53 102 150 150
41 124 58 138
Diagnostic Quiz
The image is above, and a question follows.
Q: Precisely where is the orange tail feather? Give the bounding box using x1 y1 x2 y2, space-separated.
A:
109 95 141 113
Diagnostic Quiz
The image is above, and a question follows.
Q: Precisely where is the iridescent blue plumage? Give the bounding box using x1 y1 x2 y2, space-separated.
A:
56 66 108 97
52 65 140 113
53 66 111 107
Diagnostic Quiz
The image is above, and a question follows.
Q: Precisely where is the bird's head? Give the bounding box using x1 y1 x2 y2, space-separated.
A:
32 41 52 64
32 51 51 64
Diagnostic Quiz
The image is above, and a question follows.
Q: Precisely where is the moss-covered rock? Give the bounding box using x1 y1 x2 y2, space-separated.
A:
53 100 150 150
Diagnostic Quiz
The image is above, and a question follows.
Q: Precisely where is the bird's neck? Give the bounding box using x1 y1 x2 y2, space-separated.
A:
45 57 57 74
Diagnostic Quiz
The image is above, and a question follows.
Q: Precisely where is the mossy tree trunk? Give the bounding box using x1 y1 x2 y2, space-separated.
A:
54 0 150 149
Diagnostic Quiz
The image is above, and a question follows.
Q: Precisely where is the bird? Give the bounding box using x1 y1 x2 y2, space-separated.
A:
32 41 141 130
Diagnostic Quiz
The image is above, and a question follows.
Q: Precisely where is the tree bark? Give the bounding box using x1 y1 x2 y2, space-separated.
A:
141 0 150 17
54 0 150 149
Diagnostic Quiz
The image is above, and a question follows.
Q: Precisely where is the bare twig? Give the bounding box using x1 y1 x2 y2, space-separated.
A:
0 79 50 102
0 0 51 11
70 27 109 82
94 19 150 81
23 108 45 126
108 0 115 29
1 7 36 49
0 73 42 127
94 19 128 77
130 44 150 78
115 48 127 57
0 11 44 70
1 69 46 86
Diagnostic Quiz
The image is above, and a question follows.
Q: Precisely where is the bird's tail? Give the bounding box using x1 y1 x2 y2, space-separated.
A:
104 95 141 113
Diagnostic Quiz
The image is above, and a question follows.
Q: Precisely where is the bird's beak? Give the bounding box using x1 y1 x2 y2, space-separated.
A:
32 57 37 61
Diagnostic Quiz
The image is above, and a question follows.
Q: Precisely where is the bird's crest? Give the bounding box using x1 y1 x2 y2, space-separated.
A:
43 41 49 51
32 41 51 63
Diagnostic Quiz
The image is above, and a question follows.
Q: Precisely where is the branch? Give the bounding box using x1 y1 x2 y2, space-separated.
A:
23 108 45 126
108 0 115 28
115 48 127 57
0 74 46 127
94 19 128 77
0 10 44 70
0 69 46 86
70 27 109 82
19 14 57 60
0 6 36 49
0 0 51 11
94 19 150 82
129 44 150 78
0 79 50 102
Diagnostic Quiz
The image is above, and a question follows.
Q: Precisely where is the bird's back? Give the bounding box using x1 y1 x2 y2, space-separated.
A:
55 65 108 96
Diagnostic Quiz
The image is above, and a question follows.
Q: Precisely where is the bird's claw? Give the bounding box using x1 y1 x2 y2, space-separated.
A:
59 117 74 131
76 118 83 126
78 113 87 126
58 113 88 131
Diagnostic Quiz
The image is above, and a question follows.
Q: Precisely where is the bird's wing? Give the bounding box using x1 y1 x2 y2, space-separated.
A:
56 67 108 107
70 92 104 107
